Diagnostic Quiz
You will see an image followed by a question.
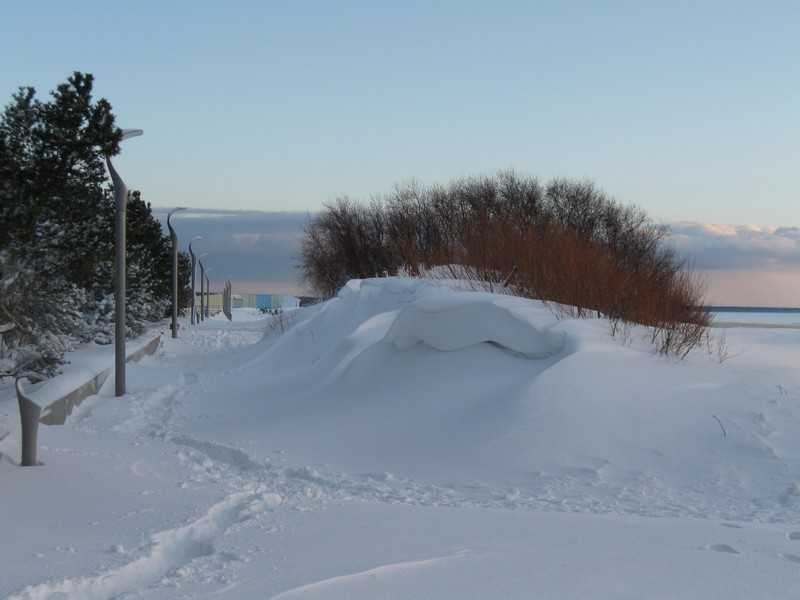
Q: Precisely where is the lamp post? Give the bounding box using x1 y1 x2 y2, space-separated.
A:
198 254 208 323
222 280 227 320
167 208 187 338
205 269 213 318
226 280 233 321
188 236 202 325
106 128 143 398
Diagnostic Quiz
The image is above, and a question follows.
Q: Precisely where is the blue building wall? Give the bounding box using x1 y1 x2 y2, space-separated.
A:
232 293 300 310
255 294 272 309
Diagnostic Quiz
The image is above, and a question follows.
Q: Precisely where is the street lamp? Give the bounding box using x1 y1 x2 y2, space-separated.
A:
188 236 203 325
205 268 213 318
223 280 231 321
106 128 143 398
198 254 208 323
226 280 233 321
167 208 187 338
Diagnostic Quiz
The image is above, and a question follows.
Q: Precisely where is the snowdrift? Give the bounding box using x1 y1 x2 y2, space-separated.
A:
384 293 564 357
166 277 800 525
254 278 565 373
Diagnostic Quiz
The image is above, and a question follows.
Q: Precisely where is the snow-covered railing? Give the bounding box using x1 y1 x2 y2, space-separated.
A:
14 333 162 466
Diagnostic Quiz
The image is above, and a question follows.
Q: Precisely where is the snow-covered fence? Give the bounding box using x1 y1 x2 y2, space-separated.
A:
12 333 162 466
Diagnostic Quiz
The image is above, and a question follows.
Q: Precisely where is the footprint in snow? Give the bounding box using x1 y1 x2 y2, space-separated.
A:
778 552 800 563
706 544 739 554
780 553 800 564
788 532 800 540
721 523 743 529
178 371 199 385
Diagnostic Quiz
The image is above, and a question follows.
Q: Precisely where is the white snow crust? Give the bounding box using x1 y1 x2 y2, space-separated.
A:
3 280 800 599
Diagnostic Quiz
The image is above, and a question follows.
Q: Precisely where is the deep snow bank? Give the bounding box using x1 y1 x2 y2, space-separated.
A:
384 292 564 357
256 278 565 373
188 277 800 524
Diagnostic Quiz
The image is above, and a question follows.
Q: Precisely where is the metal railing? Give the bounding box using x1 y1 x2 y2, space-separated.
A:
13 334 162 466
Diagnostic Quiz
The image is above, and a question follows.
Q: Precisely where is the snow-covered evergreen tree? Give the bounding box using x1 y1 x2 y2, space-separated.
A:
0 72 182 378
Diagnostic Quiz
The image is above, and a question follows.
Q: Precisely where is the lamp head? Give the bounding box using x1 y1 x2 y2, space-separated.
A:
121 129 143 141
167 207 186 234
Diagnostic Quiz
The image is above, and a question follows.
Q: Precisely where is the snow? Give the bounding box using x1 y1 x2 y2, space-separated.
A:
3 280 800 598
210 307 266 323
0 326 165 435
384 292 564 356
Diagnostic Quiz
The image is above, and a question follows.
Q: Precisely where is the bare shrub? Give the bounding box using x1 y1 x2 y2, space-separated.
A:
299 198 395 298
706 331 734 364
265 310 297 337
299 171 710 357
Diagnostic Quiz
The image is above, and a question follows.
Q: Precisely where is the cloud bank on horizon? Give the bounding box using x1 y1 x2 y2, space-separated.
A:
666 222 800 307
153 208 310 296
667 222 800 270
155 208 800 307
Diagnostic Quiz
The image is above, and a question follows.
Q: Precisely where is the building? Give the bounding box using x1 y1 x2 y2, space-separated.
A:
207 293 223 313
232 294 300 311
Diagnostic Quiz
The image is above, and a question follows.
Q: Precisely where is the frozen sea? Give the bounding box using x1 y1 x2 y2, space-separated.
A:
711 307 800 328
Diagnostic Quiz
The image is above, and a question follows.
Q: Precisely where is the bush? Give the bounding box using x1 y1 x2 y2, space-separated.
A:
299 171 710 357
0 251 86 377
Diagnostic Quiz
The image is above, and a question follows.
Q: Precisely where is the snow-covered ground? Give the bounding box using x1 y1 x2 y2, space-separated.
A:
3 279 800 598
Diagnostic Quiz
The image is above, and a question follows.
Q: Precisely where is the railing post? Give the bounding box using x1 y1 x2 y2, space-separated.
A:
16 378 41 467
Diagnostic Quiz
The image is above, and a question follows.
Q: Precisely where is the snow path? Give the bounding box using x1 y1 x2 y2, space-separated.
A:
5 285 800 598
8 489 279 600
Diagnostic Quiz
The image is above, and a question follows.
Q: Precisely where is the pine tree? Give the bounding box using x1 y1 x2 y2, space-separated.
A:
0 72 179 378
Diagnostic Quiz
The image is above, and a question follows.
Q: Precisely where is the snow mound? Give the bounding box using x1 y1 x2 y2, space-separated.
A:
249 278 566 378
384 294 564 357
214 277 800 524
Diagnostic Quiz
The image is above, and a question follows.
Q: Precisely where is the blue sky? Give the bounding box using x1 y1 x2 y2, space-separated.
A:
2 1 798 224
